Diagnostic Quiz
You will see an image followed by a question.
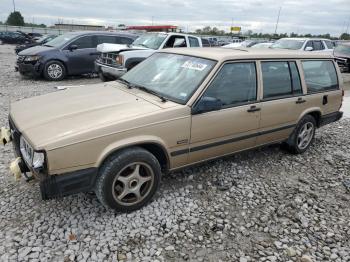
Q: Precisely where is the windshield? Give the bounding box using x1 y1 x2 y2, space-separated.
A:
334 45 350 55
271 39 305 50
132 34 167 49
121 53 216 104
44 33 75 48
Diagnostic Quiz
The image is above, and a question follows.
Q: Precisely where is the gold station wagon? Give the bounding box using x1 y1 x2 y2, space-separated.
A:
2 48 344 212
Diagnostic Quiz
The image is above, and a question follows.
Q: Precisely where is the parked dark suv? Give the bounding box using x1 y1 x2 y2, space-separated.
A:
15 31 137 80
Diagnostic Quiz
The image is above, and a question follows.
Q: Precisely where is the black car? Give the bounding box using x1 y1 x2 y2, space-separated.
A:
15 35 57 54
0 31 33 45
16 31 138 80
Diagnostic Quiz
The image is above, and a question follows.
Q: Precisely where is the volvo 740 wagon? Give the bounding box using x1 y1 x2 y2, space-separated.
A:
2 48 343 212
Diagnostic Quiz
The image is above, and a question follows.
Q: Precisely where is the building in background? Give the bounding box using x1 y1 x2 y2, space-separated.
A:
53 23 105 31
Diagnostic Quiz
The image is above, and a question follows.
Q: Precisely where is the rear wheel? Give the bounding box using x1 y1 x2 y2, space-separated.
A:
286 115 316 154
95 147 161 212
43 60 66 81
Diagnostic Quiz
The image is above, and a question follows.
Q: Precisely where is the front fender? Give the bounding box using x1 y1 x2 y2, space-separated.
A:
96 135 170 168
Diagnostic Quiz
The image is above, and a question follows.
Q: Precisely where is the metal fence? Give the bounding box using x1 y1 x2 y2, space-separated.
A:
0 25 73 35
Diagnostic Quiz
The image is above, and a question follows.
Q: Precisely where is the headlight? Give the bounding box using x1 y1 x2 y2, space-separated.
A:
116 55 124 65
24 55 40 62
20 136 45 170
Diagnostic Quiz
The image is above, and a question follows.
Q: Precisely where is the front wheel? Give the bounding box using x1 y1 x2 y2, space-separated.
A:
286 115 316 154
95 147 161 212
43 60 66 81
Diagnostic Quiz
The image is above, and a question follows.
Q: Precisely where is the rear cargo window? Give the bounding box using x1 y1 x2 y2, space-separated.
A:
302 60 338 93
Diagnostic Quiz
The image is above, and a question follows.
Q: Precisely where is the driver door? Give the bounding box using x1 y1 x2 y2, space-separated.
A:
63 35 97 75
189 61 261 163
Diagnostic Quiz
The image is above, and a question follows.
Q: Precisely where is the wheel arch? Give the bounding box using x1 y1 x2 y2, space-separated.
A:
42 59 68 76
97 138 170 173
297 108 323 128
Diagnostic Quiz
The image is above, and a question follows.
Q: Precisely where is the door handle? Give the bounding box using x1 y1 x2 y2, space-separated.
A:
322 95 328 105
296 98 306 104
247 105 261 112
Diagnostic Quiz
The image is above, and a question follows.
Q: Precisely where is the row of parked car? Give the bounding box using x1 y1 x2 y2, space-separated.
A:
4 30 350 81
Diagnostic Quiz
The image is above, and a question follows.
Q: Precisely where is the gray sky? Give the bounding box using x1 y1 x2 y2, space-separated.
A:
1 0 349 36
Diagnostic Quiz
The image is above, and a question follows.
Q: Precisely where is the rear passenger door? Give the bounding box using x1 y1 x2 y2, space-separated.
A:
190 62 261 163
257 61 306 145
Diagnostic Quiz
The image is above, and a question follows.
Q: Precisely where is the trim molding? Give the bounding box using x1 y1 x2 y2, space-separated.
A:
170 124 295 156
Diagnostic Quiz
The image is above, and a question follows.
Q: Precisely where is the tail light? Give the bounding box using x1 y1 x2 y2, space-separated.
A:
340 89 344 110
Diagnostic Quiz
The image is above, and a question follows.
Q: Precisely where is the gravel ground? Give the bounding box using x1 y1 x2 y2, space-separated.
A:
1 44 350 262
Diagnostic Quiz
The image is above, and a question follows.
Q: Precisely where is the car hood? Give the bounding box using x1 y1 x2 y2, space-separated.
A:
18 45 55 55
97 43 148 53
10 83 165 149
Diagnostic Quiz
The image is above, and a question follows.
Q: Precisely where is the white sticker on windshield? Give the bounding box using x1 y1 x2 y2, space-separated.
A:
181 61 208 71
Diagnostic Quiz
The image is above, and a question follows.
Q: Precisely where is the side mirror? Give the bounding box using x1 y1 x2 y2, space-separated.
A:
69 44 78 51
192 96 222 114
305 46 313 51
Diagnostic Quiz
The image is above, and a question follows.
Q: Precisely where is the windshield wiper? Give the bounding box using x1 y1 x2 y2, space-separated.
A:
134 84 167 102
116 78 133 89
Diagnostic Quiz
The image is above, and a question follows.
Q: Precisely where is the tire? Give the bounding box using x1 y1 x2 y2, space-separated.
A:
286 115 316 154
95 147 161 212
43 60 66 81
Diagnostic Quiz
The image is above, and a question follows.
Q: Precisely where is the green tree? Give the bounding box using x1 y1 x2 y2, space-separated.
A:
340 33 350 40
6 11 25 26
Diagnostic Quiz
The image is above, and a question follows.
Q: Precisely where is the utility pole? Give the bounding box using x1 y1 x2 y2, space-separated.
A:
274 6 282 35
12 0 16 12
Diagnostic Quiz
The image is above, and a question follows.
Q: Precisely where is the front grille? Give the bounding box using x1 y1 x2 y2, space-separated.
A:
99 52 118 66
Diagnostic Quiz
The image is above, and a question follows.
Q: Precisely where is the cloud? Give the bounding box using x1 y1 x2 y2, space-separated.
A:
0 0 349 36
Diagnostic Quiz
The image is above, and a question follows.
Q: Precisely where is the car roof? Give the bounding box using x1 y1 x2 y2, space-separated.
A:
142 32 198 37
63 31 138 38
159 47 334 61
279 37 331 41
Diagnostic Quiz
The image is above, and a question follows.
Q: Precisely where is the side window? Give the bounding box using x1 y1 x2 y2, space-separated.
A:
305 41 313 50
203 62 257 107
324 40 334 49
116 36 134 45
302 60 338 93
289 62 302 94
262 61 302 99
70 36 95 49
313 41 324 50
97 35 116 44
163 35 187 48
201 38 210 47
189 37 200 47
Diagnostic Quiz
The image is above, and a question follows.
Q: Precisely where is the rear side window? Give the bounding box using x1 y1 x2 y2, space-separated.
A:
189 37 200 47
302 60 338 93
97 35 116 44
262 61 302 99
204 62 257 107
201 38 210 47
71 36 95 49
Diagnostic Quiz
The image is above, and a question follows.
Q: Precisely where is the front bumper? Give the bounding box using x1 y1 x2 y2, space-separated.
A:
95 61 127 79
40 168 98 200
15 61 42 77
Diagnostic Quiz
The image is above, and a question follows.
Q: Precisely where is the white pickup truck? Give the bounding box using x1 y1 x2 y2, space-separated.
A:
95 32 203 81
